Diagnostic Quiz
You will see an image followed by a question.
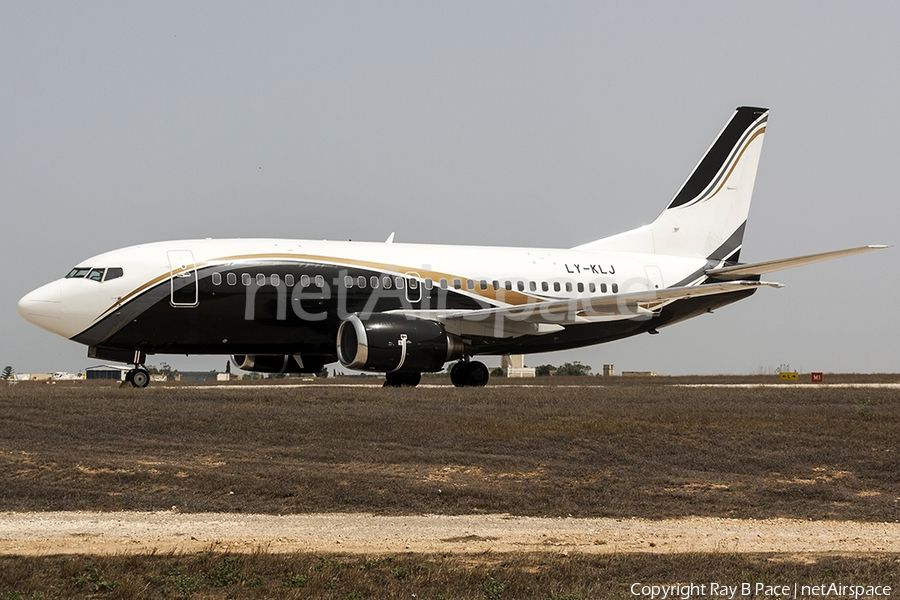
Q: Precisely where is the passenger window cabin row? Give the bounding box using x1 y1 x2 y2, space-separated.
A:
209 272 620 295
63 264 622 295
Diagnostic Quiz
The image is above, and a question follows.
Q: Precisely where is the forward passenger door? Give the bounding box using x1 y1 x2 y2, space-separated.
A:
167 250 199 307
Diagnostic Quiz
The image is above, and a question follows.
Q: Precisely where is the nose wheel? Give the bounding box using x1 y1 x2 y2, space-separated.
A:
450 360 489 387
126 367 151 388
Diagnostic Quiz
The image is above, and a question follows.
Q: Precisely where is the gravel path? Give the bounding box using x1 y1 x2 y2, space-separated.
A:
2 512 899 555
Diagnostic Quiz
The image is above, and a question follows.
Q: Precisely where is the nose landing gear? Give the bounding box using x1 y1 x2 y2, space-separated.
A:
119 349 151 388
125 367 151 388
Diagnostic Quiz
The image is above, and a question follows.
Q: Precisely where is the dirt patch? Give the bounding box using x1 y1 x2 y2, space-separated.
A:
4 383 900 562
2 512 900 556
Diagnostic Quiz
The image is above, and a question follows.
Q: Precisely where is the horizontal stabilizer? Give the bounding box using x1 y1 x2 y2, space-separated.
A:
706 245 889 280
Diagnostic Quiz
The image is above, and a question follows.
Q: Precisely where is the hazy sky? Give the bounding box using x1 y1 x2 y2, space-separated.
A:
2 2 896 375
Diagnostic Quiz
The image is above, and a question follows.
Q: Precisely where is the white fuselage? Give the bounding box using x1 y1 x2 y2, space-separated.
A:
18 238 711 342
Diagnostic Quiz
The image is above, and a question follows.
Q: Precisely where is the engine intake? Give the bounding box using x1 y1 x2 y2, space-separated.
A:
230 354 327 374
337 314 464 373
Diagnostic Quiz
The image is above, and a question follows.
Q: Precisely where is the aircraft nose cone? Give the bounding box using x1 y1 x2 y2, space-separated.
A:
17 281 62 334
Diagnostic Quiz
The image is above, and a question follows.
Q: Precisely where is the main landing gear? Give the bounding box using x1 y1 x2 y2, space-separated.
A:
381 360 490 388
125 366 151 388
383 372 422 387
450 360 489 388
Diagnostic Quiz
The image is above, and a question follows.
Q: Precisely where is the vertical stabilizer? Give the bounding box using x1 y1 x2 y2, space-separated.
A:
575 106 768 263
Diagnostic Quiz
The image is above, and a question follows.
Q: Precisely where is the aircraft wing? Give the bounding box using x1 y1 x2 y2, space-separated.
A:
430 280 782 327
705 245 889 280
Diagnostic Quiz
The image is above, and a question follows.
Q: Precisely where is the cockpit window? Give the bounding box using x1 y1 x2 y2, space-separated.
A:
65 266 124 282
105 267 124 281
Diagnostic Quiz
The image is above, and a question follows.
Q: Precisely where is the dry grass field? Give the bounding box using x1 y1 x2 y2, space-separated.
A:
2 379 899 520
2 377 900 599
2 550 899 600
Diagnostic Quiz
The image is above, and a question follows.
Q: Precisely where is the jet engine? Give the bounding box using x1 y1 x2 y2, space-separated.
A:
230 354 328 374
337 314 464 373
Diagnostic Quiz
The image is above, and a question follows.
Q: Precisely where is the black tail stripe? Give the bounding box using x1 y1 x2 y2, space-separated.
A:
668 107 767 209
707 221 747 263
666 222 748 288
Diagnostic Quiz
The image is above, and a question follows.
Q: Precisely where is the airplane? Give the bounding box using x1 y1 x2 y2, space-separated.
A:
17 106 887 388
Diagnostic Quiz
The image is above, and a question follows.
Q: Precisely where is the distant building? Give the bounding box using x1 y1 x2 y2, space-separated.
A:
52 372 84 380
175 371 220 382
85 365 130 381
621 371 658 377
501 354 536 378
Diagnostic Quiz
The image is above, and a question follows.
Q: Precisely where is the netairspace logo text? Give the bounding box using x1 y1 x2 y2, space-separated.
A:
630 582 892 599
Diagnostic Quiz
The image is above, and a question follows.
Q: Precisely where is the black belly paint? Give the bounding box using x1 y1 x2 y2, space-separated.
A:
73 261 755 361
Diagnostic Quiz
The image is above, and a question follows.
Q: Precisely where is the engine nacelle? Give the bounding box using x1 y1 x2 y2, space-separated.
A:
337 314 464 373
230 354 327 374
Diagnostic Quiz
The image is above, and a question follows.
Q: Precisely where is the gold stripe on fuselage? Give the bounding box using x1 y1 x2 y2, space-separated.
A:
95 252 542 323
